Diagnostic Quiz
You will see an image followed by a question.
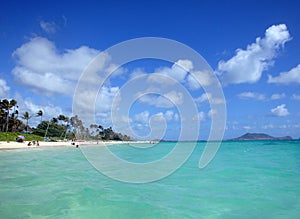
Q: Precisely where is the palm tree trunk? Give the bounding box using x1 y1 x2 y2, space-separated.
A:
63 127 68 140
44 122 50 138
5 111 9 132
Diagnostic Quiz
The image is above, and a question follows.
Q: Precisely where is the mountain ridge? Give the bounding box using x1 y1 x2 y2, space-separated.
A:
230 133 293 141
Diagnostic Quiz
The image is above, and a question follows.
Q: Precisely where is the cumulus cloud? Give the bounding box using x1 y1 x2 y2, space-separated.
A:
193 111 206 122
186 70 214 89
195 92 225 104
23 99 63 119
152 111 179 123
73 85 120 126
96 86 120 113
134 111 150 124
40 21 57 34
164 90 183 105
0 78 10 98
271 93 286 100
170 59 193 82
134 59 215 90
217 24 291 84
268 64 300 84
14 95 64 127
271 104 290 117
12 37 102 96
238 92 265 100
138 91 183 108
164 110 179 121
12 37 127 128
133 110 178 125
195 93 209 103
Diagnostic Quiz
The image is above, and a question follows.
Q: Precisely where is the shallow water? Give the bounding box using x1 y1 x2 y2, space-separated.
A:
1 141 300 218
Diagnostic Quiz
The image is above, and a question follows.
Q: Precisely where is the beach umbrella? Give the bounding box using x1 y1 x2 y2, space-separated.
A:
18 135 25 139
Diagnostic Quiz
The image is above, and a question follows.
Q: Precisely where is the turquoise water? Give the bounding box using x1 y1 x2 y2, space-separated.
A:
1 141 300 218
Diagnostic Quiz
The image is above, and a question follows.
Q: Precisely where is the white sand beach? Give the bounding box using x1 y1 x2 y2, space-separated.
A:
0 140 123 150
0 140 152 150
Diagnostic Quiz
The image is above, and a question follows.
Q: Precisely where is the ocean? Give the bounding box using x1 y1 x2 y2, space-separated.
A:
1 141 300 218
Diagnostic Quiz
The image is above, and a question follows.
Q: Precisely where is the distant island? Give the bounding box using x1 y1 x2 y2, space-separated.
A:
230 133 293 141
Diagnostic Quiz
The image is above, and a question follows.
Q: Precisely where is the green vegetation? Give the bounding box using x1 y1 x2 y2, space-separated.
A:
0 132 43 142
0 98 131 142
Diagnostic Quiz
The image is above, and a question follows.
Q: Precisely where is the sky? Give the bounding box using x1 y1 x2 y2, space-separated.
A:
0 0 300 140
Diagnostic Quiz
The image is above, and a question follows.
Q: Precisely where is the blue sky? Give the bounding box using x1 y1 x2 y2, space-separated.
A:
0 0 300 140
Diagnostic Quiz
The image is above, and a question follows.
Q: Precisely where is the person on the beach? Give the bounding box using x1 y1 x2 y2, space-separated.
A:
27 142 32 146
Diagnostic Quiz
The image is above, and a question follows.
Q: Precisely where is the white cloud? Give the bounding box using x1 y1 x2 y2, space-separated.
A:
157 59 194 84
268 64 300 84
135 59 214 91
73 85 120 126
138 95 172 108
271 104 290 117
195 92 225 104
292 94 300 100
164 110 179 121
187 70 214 89
217 24 291 84
138 91 183 108
208 109 217 118
23 99 63 119
238 92 265 100
193 111 206 122
151 112 166 122
40 21 57 34
151 111 179 123
0 78 10 98
12 37 102 96
14 96 64 127
96 86 120 113
133 110 178 125
164 90 183 105
134 111 150 124
175 59 194 72
195 93 209 103
11 37 128 128
271 93 286 100
171 59 193 82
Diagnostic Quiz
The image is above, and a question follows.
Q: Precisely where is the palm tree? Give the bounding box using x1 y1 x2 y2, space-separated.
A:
0 99 17 132
22 111 32 133
0 99 10 131
36 110 43 123
57 114 66 123
98 125 104 140
10 100 18 132
44 121 51 138
0 109 6 131
70 115 84 139
63 116 70 140
51 117 58 124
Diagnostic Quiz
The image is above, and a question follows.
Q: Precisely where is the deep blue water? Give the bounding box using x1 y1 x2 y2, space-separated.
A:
1 141 300 218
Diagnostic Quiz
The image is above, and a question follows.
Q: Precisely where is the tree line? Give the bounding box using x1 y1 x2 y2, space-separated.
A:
0 98 130 141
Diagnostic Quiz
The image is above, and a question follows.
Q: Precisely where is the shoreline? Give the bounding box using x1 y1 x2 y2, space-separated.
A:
0 140 155 150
